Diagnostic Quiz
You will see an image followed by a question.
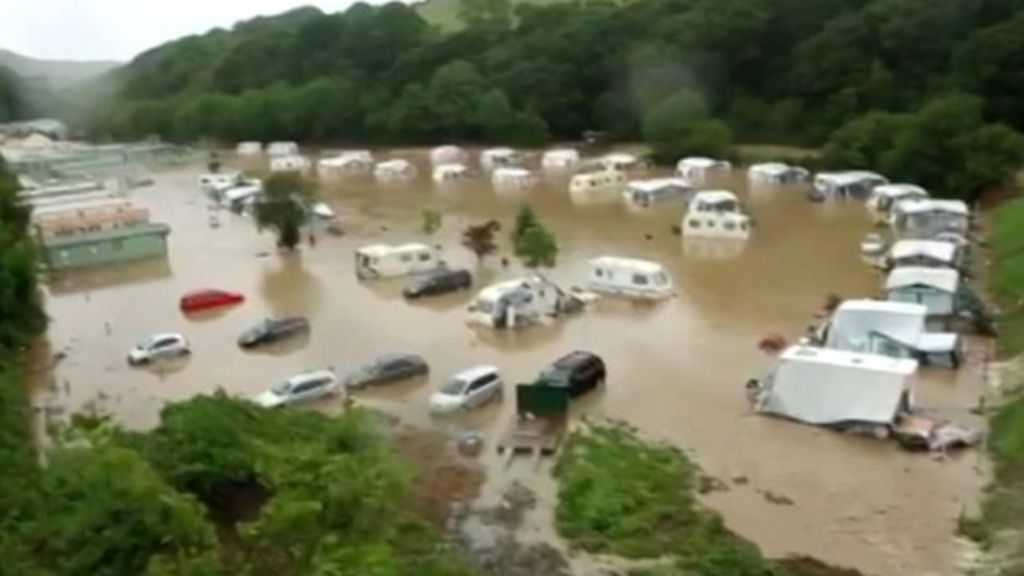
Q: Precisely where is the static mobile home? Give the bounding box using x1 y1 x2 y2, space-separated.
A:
867 184 928 225
355 243 438 279
890 198 969 240
885 267 960 317
886 240 959 270
588 256 674 299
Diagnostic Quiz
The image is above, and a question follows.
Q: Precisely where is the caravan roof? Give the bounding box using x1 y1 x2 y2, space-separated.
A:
477 277 539 302
889 240 956 263
780 345 918 375
872 184 927 200
816 171 887 186
825 299 927 351
748 162 796 176
627 178 690 193
692 190 738 204
357 243 431 258
894 198 969 216
589 256 665 275
678 156 725 169
885 266 959 293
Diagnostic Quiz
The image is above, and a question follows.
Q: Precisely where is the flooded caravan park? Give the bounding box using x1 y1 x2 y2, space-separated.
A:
33 149 989 575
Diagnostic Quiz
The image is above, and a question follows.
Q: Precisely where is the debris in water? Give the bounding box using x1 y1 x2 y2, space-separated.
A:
697 474 729 494
732 475 749 485
762 490 795 506
457 430 485 457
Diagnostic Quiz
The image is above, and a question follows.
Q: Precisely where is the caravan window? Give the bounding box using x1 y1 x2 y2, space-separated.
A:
418 252 431 262
688 219 701 229
400 253 412 263
653 273 668 286
632 274 649 286
595 268 604 278
724 222 736 231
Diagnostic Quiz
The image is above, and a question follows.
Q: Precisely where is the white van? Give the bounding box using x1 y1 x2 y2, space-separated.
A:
588 256 674 299
681 190 751 240
355 243 438 279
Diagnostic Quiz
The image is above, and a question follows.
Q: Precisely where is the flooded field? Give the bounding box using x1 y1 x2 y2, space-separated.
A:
35 150 989 575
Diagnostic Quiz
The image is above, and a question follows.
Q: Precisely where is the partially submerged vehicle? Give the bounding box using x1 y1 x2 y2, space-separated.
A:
481 147 521 170
266 141 299 157
492 167 538 189
127 333 190 366
886 239 960 271
319 151 374 173
867 184 928 225
355 243 438 279
676 157 732 183
468 275 575 329
812 171 888 200
429 365 503 414
749 345 916 434
681 190 751 240
622 178 692 208
236 141 263 156
820 299 961 367
430 145 468 166
432 163 471 183
373 159 417 181
884 267 960 319
541 148 579 170
254 369 341 408
535 351 606 398
747 162 809 185
403 268 472 299
238 316 310 348
587 256 674 299
599 153 641 171
860 232 887 258
890 198 970 240
568 170 626 203
179 288 245 312
269 155 310 173
343 354 429 388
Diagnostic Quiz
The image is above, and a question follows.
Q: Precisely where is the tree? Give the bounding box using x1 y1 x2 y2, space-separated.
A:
517 224 558 268
643 91 734 162
457 0 512 31
461 221 500 264
821 111 909 169
510 205 538 248
255 173 316 250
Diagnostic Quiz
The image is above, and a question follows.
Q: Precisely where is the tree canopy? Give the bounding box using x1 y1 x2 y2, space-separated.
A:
91 0 1024 157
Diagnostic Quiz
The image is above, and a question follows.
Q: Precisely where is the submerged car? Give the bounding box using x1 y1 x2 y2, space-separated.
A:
254 369 341 408
536 351 606 398
429 365 503 414
403 268 472 299
343 354 429 388
127 333 190 365
180 288 245 312
238 316 310 348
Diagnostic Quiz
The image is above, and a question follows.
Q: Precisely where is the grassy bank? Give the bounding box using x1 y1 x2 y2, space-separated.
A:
554 422 861 576
973 197 1024 571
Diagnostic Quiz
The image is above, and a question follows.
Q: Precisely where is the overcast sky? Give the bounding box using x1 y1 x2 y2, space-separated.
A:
3 0 379 62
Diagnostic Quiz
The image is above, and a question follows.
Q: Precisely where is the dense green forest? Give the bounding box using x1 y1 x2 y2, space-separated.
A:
98 0 1024 146
0 66 28 122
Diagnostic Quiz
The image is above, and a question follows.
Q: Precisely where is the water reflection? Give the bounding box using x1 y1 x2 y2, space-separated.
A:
259 254 326 317
682 238 748 260
45 258 173 296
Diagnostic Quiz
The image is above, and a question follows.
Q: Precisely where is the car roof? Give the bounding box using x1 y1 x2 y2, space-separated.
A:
454 365 499 381
183 288 229 298
553 351 599 369
377 353 424 364
285 369 336 385
146 332 184 341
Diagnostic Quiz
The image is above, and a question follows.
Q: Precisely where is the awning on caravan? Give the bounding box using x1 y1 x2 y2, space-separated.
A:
885 267 959 293
757 346 917 426
889 240 956 264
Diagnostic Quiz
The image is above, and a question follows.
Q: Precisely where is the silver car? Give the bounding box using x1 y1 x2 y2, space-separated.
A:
343 354 429 389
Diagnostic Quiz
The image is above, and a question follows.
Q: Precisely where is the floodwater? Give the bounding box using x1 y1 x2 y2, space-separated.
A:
35 149 990 575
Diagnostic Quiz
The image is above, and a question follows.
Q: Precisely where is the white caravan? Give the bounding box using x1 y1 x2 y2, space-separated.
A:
822 299 961 367
492 167 537 189
887 239 959 270
750 345 917 429
468 276 563 329
588 256 674 299
867 184 928 225
267 141 299 157
890 198 970 240
599 153 641 171
747 162 809 185
236 141 263 156
432 163 471 183
374 159 418 181
430 145 469 166
270 155 311 173
319 151 374 174
681 190 751 240
812 171 888 200
676 157 732 183
885 266 960 317
355 243 439 279
569 170 627 204
480 147 521 170
622 178 692 208
541 148 580 170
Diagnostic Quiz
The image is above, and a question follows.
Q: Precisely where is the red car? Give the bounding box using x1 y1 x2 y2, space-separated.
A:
180 289 245 312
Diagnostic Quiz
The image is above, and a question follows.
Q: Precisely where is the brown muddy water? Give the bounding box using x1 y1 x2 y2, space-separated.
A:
35 149 990 575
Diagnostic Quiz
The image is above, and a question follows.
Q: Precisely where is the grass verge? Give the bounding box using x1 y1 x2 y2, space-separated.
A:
554 422 861 575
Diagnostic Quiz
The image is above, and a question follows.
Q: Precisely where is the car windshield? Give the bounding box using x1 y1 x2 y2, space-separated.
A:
441 379 466 395
271 381 291 395
539 367 571 387
137 336 157 348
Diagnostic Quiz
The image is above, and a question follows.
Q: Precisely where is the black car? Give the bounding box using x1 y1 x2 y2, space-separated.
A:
537 351 606 398
238 316 310 348
403 268 472 299
343 354 429 388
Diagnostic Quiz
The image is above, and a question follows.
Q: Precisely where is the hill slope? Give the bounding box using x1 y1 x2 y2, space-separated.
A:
0 49 119 90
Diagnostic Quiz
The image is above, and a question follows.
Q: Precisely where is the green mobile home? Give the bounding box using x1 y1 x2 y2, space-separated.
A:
41 223 171 270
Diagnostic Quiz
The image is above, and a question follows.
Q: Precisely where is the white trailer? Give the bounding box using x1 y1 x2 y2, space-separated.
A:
588 256 674 299
355 243 439 279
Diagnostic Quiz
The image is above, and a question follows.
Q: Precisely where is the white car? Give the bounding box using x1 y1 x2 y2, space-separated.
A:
127 333 190 365
254 369 341 409
429 365 503 414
